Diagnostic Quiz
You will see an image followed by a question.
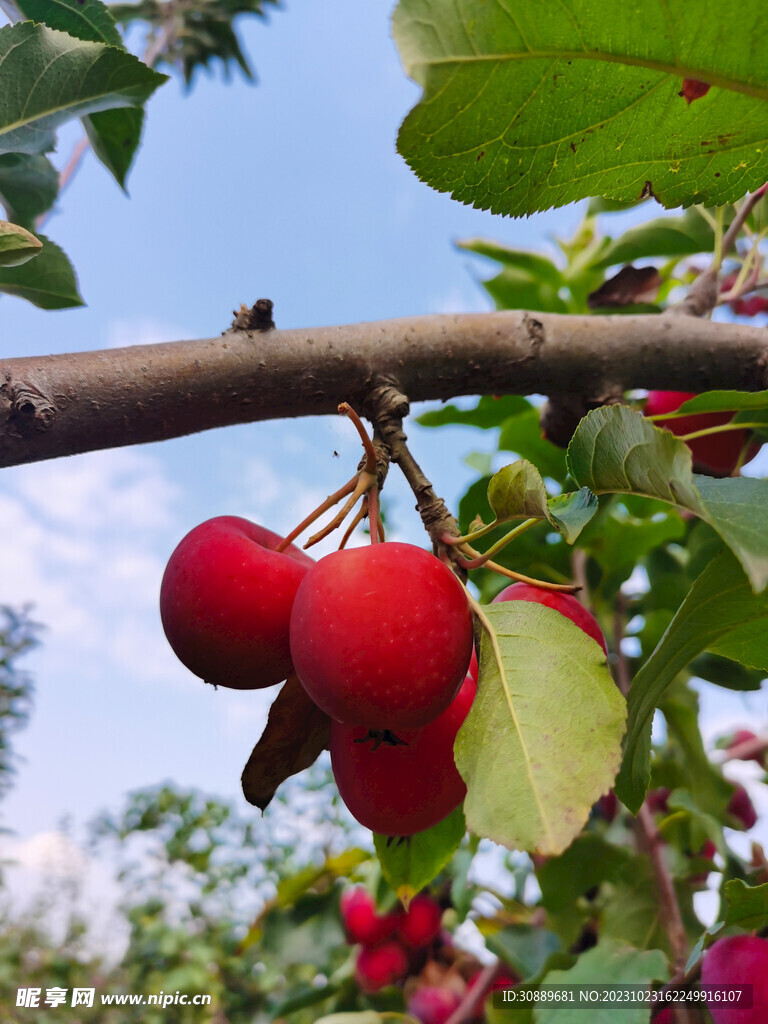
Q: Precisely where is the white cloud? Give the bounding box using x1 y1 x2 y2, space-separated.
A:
105 318 191 349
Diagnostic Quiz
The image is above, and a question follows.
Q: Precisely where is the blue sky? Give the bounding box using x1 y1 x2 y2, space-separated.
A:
1 0 766 913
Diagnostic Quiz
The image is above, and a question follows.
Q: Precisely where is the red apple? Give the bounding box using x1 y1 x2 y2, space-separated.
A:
728 783 757 830
160 516 313 689
330 669 476 835
644 391 761 477
340 887 400 947
290 542 473 730
407 986 462 1024
492 582 607 654
701 934 768 1023
355 940 409 992
398 894 443 948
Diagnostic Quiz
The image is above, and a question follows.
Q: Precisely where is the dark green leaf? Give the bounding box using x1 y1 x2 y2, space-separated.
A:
721 879 768 931
615 550 768 812
394 0 768 217
498 407 568 483
0 22 166 157
689 652 765 691
0 233 83 308
0 153 58 227
14 0 123 46
84 107 144 189
537 835 632 913
374 806 465 903
486 925 563 979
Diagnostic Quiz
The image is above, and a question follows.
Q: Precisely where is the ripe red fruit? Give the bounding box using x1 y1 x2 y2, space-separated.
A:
596 790 619 823
644 391 761 477
655 1009 675 1024
290 542 473 730
492 582 607 654
398 894 443 948
330 670 477 835
355 940 408 993
646 788 671 815
407 986 461 1024
727 783 757 830
340 887 399 947
160 516 313 689
701 934 768 1024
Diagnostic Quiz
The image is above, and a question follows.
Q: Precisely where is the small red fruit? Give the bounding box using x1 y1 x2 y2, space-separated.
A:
689 839 717 885
160 517 313 689
701 934 768 1024
655 1009 675 1024
355 940 408 992
398 894 443 948
492 582 607 654
340 887 400 947
596 790 619 823
290 542 473 730
407 986 461 1024
727 783 757 830
644 391 761 477
646 788 671 815
727 730 765 766
330 669 477 835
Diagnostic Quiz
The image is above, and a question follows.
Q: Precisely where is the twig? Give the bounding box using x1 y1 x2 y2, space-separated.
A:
635 804 690 974
445 960 504 1024
675 184 768 317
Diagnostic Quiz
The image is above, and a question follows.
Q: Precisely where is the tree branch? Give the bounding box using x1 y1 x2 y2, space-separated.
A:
2 310 768 468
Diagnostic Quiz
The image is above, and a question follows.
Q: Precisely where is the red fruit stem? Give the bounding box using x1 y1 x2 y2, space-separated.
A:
304 472 374 548
338 402 378 475
441 519 513 546
275 474 359 552
338 503 367 549
366 485 383 544
444 960 505 1024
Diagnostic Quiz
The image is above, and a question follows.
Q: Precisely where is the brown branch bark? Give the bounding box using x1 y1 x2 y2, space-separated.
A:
2 310 768 468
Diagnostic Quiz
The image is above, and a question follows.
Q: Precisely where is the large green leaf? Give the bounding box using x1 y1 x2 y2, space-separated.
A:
535 941 669 1024
567 404 768 592
373 807 465 905
615 550 768 811
0 153 59 227
394 0 768 217
455 602 624 855
0 220 41 267
537 835 632 913
9 0 147 188
0 233 83 308
594 210 717 269
0 22 165 157
720 879 768 931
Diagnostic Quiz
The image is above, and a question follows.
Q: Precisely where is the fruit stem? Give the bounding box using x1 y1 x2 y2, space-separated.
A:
304 472 375 547
452 519 540 568
677 421 763 442
453 539 580 592
338 402 377 475
338 503 367 549
275 474 360 552
441 519 506 546
367 484 383 544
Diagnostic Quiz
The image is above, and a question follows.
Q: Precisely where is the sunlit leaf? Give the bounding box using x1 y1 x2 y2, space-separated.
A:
0 234 82 307
0 220 41 267
374 806 465 906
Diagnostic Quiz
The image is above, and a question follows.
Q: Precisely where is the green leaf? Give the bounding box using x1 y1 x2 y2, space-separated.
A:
394 0 768 216
537 835 632 913
10 0 147 188
721 879 768 931
455 602 624 855
585 511 687 575
567 404 768 592
457 239 563 288
0 220 41 267
689 652 765 691
593 210 717 269
660 689 733 816
487 461 597 542
673 390 768 414
418 395 531 429
0 153 59 227
0 233 83 308
615 549 768 811
535 941 669 1024
0 22 166 157
486 925 564 979
483 267 569 314
374 806 464 905
547 488 598 544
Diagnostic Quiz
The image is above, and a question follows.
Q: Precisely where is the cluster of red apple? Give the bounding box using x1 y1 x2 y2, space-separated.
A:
644 391 762 476
160 514 609 835
341 887 515 1023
